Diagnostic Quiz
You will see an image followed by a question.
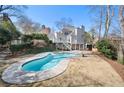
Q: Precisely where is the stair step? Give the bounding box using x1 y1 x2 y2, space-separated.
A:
63 43 71 50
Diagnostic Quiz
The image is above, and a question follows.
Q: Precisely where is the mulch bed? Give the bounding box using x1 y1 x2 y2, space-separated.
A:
94 52 124 81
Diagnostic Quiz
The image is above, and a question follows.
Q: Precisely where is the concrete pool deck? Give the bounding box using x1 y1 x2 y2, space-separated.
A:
0 51 124 86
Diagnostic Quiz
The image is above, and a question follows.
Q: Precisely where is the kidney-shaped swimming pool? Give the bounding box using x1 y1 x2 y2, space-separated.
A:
22 53 77 72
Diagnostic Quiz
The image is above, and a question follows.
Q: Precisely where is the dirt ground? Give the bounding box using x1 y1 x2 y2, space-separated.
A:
97 53 124 81
0 52 124 87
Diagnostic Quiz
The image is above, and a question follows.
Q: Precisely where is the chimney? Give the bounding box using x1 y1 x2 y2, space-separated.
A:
42 25 45 29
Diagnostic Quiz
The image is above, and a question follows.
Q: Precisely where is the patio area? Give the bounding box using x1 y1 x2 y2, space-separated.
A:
0 51 124 87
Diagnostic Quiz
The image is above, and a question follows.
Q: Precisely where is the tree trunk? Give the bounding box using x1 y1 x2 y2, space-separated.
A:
98 7 103 40
104 5 111 39
118 5 124 64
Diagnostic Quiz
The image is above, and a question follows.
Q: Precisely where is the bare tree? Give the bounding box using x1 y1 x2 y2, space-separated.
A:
17 16 42 34
55 17 73 30
17 16 34 34
98 6 103 40
32 22 41 32
118 5 124 64
89 5 115 40
0 5 27 18
104 5 114 38
88 6 105 40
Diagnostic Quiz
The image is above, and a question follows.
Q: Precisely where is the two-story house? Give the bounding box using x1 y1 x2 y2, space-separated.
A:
48 25 85 50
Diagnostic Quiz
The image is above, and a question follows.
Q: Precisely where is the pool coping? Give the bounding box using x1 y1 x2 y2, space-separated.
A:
1 52 71 84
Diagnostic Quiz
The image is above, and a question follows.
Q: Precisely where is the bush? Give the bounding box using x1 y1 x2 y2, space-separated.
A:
96 39 117 59
32 34 49 43
10 42 56 55
22 35 33 43
22 34 50 44
10 43 32 54
24 46 56 54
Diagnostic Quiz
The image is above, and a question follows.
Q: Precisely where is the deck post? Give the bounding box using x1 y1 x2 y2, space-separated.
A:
79 44 80 50
75 44 76 50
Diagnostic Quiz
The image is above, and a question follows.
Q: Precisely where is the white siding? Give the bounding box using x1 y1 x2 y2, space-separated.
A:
76 28 85 44
48 26 85 45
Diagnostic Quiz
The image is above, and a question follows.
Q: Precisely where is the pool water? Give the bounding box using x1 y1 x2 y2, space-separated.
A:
22 53 77 72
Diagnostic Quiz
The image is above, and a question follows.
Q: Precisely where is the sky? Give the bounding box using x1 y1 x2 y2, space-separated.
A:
12 5 119 34
22 5 92 31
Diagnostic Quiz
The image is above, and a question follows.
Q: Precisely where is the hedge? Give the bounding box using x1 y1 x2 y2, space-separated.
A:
10 43 32 54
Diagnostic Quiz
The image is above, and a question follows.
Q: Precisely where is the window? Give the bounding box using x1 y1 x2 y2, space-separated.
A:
60 38 61 41
64 32 69 35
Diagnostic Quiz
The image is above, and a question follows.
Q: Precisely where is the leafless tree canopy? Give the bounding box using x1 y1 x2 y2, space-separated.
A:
17 16 42 34
55 17 73 30
0 5 27 18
